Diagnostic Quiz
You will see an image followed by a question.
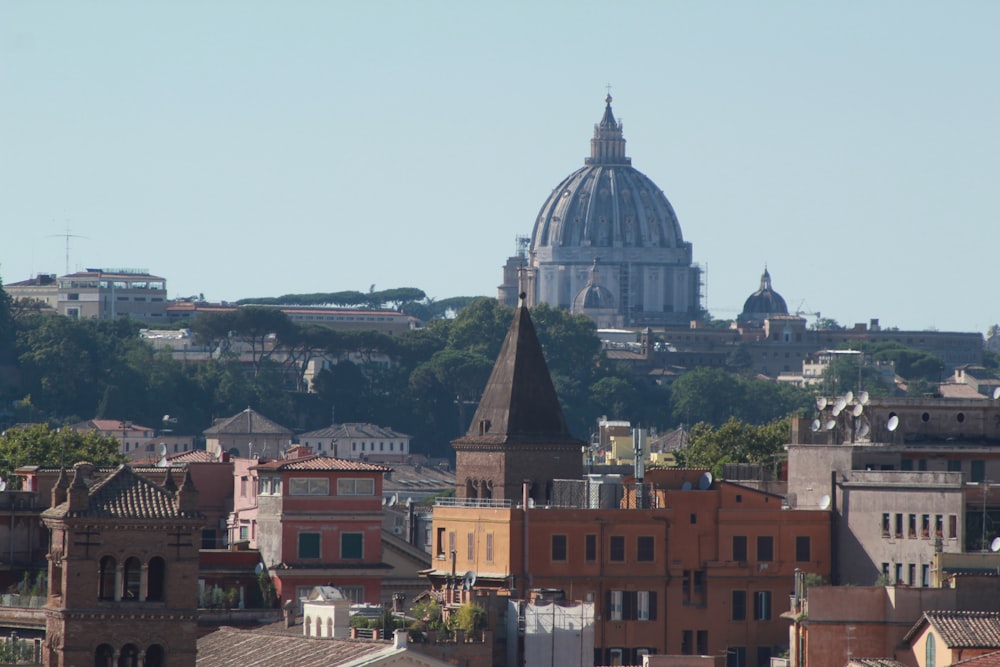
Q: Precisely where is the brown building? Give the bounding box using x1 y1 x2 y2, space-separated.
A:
41 463 204 666
452 297 584 503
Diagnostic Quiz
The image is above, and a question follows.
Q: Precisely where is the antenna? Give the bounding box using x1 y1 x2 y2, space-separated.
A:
818 494 831 510
810 419 822 432
681 481 692 491
991 537 1000 553
47 225 89 275
698 472 713 490
816 397 828 410
387 495 398 507
887 415 900 432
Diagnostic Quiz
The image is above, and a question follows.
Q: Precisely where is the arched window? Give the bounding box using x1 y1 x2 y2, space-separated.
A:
94 644 114 667
98 557 117 601
147 557 166 601
327 617 334 638
926 633 936 667
315 616 322 637
465 479 477 499
304 616 311 636
144 644 165 667
122 557 141 600
118 644 139 667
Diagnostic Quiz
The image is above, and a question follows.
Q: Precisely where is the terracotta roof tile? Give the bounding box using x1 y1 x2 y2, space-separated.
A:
254 455 390 473
908 611 1000 648
43 465 203 520
848 660 908 667
196 626 388 666
167 450 221 464
952 650 1000 667
299 423 411 441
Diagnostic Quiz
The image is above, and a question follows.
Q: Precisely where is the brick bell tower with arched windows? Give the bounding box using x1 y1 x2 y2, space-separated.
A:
41 463 204 667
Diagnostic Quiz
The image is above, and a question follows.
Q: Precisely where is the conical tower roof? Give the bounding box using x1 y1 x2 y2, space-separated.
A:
456 298 581 447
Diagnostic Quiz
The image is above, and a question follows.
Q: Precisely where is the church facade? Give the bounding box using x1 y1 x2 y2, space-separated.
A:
499 95 703 327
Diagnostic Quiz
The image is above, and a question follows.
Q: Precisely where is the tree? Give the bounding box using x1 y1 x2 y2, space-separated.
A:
675 418 789 478
446 298 513 361
589 376 639 421
0 279 16 366
0 424 126 487
670 368 746 426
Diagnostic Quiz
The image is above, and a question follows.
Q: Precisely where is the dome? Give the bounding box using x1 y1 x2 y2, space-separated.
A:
531 95 685 251
740 268 788 323
573 260 616 311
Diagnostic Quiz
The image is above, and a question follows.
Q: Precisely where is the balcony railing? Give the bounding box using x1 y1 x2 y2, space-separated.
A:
434 497 512 509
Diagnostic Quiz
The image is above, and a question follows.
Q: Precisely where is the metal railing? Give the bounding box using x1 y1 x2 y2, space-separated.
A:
434 498 512 509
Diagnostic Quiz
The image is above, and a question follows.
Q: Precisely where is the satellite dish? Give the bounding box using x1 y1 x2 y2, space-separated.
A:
698 472 713 491
528 498 535 508
818 494 831 510
844 391 854 404
858 391 870 405
387 495 398 507
382 497 388 506
462 570 477 590
991 537 1000 553
852 403 864 418
857 421 871 439
254 562 264 575
816 397 828 410
832 398 847 416
825 420 837 431
159 443 168 457
681 481 693 491
887 415 900 432
993 387 1000 400
0 478 6 492
810 419 822 432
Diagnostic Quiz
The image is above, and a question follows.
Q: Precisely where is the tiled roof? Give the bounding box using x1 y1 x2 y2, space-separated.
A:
952 650 1000 667
848 660 908 667
254 455 391 473
905 611 1000 648
203 408 293 436
71 419 155 433
167 450 221 464
43 465 201 520
196 626 388 666
299 423 411 441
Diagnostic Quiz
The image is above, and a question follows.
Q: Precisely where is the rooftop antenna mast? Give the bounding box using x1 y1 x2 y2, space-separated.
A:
48 224 89 275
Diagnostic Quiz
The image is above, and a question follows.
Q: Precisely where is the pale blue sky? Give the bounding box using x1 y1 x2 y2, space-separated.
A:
2 2 998 333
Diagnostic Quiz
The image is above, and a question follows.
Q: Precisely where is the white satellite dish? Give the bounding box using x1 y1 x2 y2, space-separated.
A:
810 419 822 432
816 396 828 411
993 387 1000 400
991 537 1000 553
159 443 168 457
852 403 864 418
857 421 871 439
844 391 854 404
681 481 693 491
382 497 388 506
254 562 265 575
0 478 7 492
832 398 847 416
825 420 837 431
858 391 870 405
818 494 831 510
887 415 900 432
387 495 398 507
698 472 713 490
462 570 477 590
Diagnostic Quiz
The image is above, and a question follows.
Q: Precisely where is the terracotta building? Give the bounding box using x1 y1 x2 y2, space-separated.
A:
41 463 204 666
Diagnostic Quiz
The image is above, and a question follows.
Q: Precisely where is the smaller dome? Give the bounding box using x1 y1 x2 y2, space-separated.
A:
740 268 788 322
573 260 616 311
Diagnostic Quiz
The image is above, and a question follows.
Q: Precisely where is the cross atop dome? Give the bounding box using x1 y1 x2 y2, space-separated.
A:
589 92 631 166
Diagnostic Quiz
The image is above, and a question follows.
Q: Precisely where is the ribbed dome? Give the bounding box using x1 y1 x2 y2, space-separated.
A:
531 95 685 250
741 268 788 318
573 260 616 311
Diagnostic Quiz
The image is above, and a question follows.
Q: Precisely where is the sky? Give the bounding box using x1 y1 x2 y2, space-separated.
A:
2 2 998 334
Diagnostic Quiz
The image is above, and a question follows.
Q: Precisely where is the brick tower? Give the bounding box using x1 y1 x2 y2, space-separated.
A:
41 464 204 667
452 296 584 503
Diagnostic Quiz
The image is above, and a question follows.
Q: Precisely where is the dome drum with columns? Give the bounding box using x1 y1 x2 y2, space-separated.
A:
500 95 703 327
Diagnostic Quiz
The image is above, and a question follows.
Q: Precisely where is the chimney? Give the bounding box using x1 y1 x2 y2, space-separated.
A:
67 467 90 513
51 468 69 507
162 467 178 492
175 468 199 513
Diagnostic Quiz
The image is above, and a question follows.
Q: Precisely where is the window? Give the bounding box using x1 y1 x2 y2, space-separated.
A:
731 590 746 621
609 590 623 621
908 514 917 538
239 524 249 541
947 460 962 473
467 532 475 560
753 590 771 620
972 460 986 483
240 477 248 497
123 557 141 600
690 513 697 524
895 563 903 583
341 533 363 560
99 556 116 600
795 536 811 562
949 515 958 539
552 535 568 561
298 532 321 559
908 563 916 586
609 535 625 562
486 533 494 562
937 515 945 537
922 514 931 538
289 478 330 496
922 563 930 587
636 590 656 621
697 630 708 655
585 534 597 562
757 646 772 667
727 647 747 667
926 632 936 667
340 586 364 604
436 527 446 557
637 536 654 562
757 536 773 562
337 478 375 495
609 648 624 666
681 631 693 655
732 536 747 561
895 513 904 538
147 557 166 602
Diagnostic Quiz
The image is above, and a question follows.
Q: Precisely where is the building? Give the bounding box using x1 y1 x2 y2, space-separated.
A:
738 268 789 328
41 463 203 666
66 418 195 461
499 95 702 327
166 302 418 335
298 423 412 461
203 407 294 460
250 449 392 608
4 269 169 322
